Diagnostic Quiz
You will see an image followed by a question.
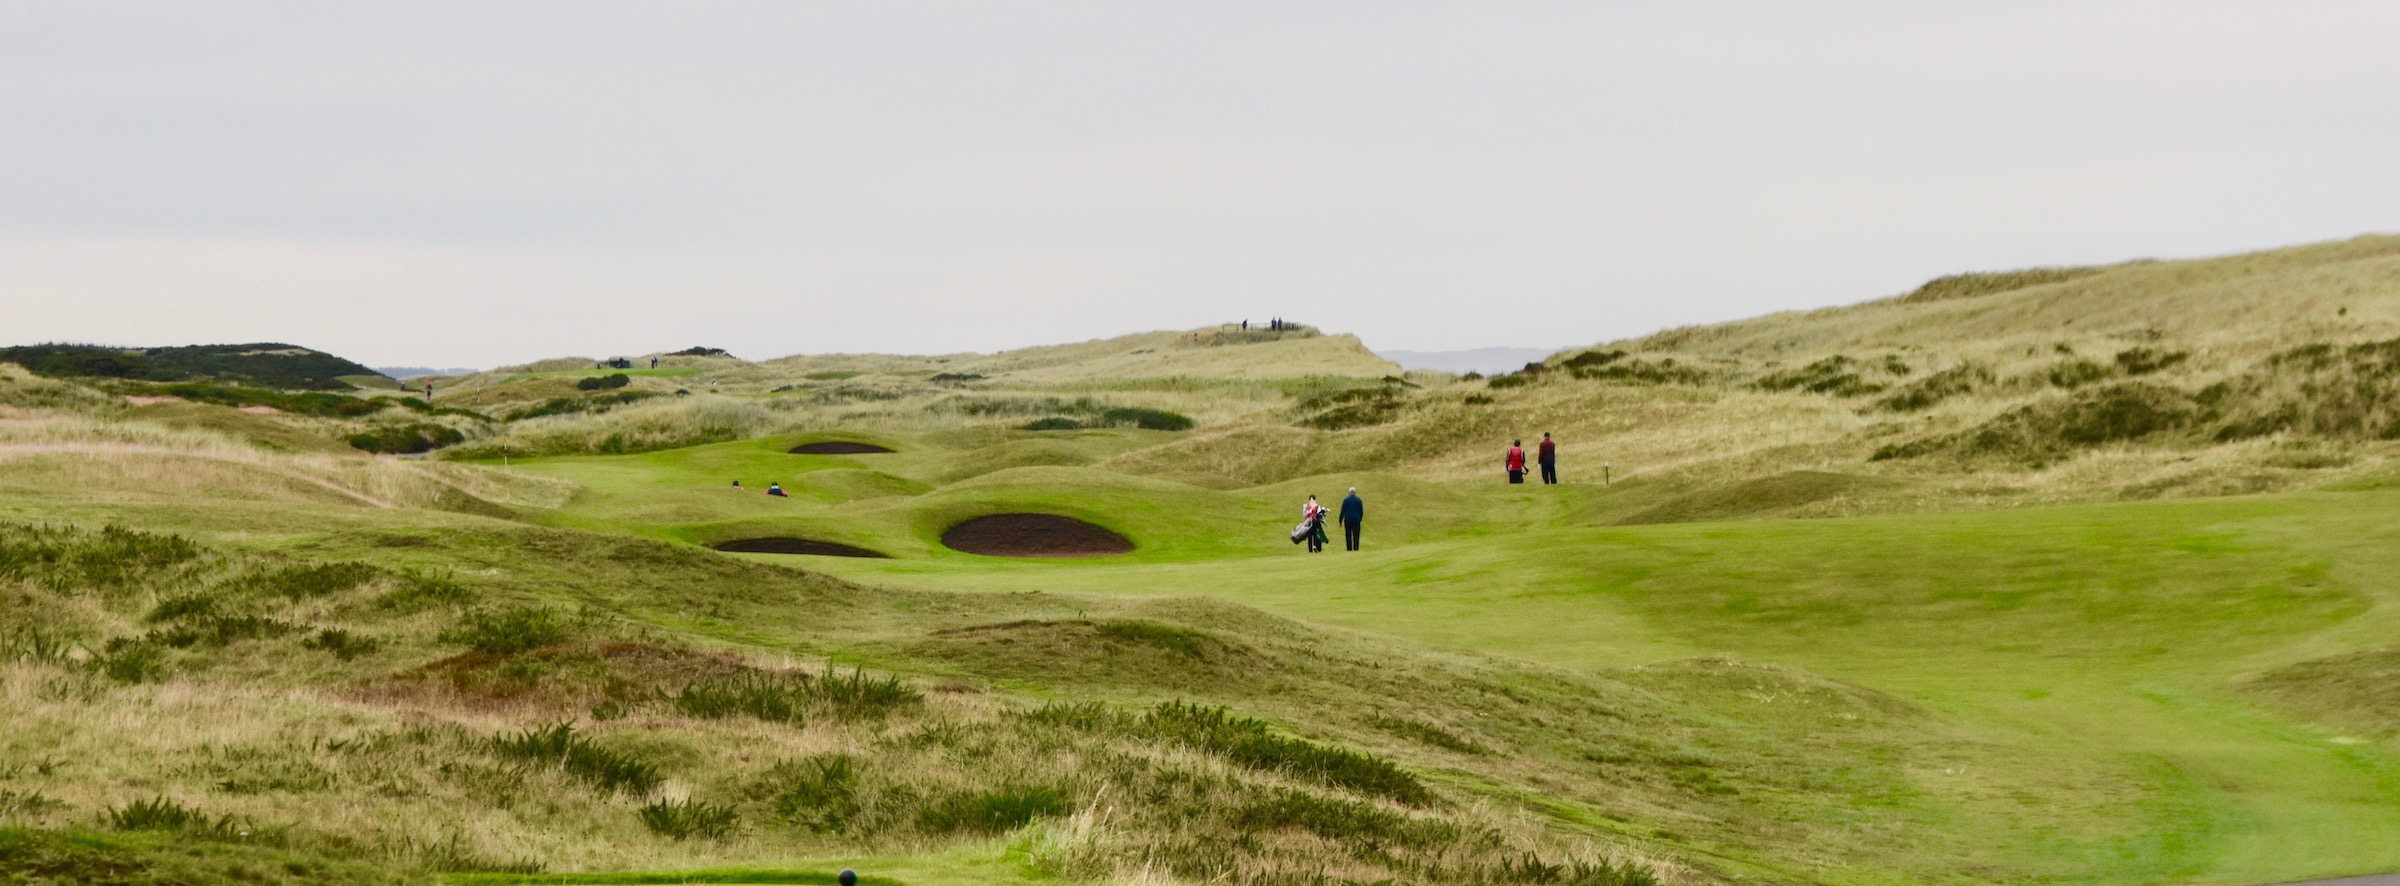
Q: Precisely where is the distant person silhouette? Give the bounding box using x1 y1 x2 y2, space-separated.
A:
1301 495 1327 553
424 381 434 400
1506 440 1527 484
1538 432 1557 484
1338 487 1364 551
650 357 659 369
766 482 788 497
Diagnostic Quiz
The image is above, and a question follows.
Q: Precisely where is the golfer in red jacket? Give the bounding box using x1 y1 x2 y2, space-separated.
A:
1506 440 1527 484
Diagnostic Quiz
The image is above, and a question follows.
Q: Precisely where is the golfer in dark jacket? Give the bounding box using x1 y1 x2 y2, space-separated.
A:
1338 487 1364 551
1538 432 1557 484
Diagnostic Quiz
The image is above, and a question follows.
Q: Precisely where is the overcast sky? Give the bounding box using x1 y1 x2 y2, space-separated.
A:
3 2 2395 368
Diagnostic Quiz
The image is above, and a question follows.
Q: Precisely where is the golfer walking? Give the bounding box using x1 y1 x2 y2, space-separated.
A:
1338 487 1364 551
1506 440 1527 484
1538 432 1558 484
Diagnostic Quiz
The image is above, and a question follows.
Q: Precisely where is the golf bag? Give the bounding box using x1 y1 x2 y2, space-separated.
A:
1290 512 1324 545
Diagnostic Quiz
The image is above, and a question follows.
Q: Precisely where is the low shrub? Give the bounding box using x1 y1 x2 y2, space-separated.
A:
149 613 295 648
1021 417 1083 431
440 606 572 655
1569 358 1707 385
814 666 923 717
917 786 1068 834
146 593 221 623
105 797 218 833
637 799 740 840
0 628 75 665
1143 702 1433 806
489 722 661 796
94 639 171 684
243 562 381 601
1872 364 1992 413
0 788 66 817
1098 407 1193 431
1485 855 1661 886
2205 337 2400 441
506 391 656 421
397 834 547 875
1753 356 1885 398
0 523 201 595
1873 383 2199 465
575 374 631 391
348 423 465 455
763 754 863 833
668 674 808 725
300 628 379 661
2116 347 2189 376
1558 349 1627 371
2045 359 2111 389
1231 788 1444 844
1023 701 1132 733
375 569 473 611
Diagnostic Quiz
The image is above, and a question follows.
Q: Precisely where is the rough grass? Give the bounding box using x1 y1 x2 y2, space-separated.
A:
441 606 575 655
1896 265 2110 303
666 666 919 724
636 799 740 841
489 722 663 796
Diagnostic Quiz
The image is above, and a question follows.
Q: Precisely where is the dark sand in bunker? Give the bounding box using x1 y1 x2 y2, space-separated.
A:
941 514 1134 558
789 441 895 455
712 537 891 558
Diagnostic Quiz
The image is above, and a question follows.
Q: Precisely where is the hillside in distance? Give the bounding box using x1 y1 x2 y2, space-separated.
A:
0 342 387 391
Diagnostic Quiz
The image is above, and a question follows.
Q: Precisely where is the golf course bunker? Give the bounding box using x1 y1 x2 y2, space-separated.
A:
711 537 891 558
789 441 894 455
941 514 1134 558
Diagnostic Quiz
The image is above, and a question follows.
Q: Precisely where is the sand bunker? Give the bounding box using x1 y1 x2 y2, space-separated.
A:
941 514 1133 558
789 441 895 455
711 537 890 558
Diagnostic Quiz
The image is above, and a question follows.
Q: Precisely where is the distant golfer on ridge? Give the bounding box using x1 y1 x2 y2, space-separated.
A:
1339 487 1364 551
1538 432 1558 484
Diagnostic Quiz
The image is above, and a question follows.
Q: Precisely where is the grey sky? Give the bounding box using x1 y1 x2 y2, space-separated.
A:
4 1 2395 367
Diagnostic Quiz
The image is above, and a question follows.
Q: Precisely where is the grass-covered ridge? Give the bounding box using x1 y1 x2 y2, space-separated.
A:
1 342 386 390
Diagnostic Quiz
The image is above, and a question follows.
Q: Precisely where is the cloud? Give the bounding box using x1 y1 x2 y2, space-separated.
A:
1 1 2395 363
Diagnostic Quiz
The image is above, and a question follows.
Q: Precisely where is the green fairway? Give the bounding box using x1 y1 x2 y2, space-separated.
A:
492 430 2400 884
